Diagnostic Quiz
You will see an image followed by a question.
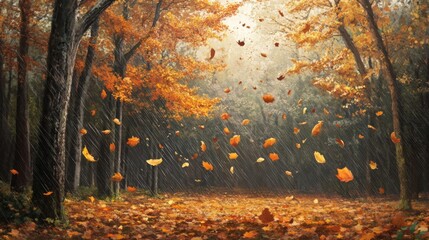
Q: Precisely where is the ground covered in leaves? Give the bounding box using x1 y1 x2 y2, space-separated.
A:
1 190 428 239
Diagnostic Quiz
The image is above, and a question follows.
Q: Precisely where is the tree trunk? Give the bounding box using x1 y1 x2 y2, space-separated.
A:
32 0 113 220
360 0 411 210
11 0 31 192
0 37 11 183
113 99 123 197
66 18 100 193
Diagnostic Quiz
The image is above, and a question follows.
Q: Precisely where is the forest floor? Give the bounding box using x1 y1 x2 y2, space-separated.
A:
1 190 428 239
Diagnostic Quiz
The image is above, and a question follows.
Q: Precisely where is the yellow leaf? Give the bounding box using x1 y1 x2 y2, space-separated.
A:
263 137 276 148
369 161 377 170
230 166 234 174
269 153 279 161
146 158 163 166
368 125 377 131
295 143 301 149
313 199 319 204
10 169 19 175
241 119 250 126
88 196 95 203
127 136 140 147
200 141 207 152
224 127 231 135
285 171 292 176
101 129 111 135
182 162 190 168
303 107 307 114
113 118 121 125
111 172 123 182
311 121 323 136
202 161 214 171
82 146 96 162
336 167 353 182
298 121 307 125
256 157 265 163
314 151 326 164
229 152 239 160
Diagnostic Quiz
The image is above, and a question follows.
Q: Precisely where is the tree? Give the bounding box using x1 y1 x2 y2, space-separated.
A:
32 0 114 220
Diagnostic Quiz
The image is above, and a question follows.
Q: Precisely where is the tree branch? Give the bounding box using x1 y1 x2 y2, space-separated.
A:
75 0 115 41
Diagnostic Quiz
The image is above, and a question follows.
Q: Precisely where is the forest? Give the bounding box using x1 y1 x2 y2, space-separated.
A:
0 0 428 239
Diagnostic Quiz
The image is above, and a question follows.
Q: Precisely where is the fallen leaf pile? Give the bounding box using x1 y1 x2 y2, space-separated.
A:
1 192 427 239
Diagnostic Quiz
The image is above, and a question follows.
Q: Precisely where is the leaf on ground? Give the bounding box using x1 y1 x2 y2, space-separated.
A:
259 208 274 223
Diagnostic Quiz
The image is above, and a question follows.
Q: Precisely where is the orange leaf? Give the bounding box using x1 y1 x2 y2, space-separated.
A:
198 125 205 130
336 138 345 148
311 121 323 136
358 134 365 139
90 109 96 116
175 131 180 136
243 230 258 238
323 108 330 115
224 88 231 93
295 143 301 149
277 75 285 80
369 161 377 170
191 153 198 160
101 89 107 100
263 137 276 148
202 161 214 171
375 111 383 117
127 136 140 147
102 129 111 135
127 186 137 192
200 141 207 152
109 143 116 152
285 171 293 176
293 127 300 134
88 196 95 203
262 94 275 103
259 208 274 223
224 127 231 135
390 131 401 143
158 143 164 149
241 119 250 126
282 113 287 120
379 187 385 194
336 167 354 182
113 118 121 125
261 53 267 57
111 172 123 182
230 135 241 147
209 48 215 60
368 125 377 131
80 128 87 135
336 114 344 119
221 112 230 120
43 191 53 196
269 153 279 161
10 169 19 175
229 152 239 160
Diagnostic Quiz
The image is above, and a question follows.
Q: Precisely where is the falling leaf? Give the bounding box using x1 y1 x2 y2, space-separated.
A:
111 172 123 182
313 199 319 204
285 195 294 201
311 121 323 136
127 186 137 192
109 143 116 152
101 89 107 99
175 131 180 136
262 94 275 103
202 161 214 171
127 136 140 147
209 48 215 60
146 158 163 166
336 167 354 182
274 42 279 47
82 146 96 162
158 143 164 149
201 141 207 152
230 135 241 147
358 134 365 139
191 153 198 160
303 107 307 114
285 171 292 176
287 89 292 95
314 151 326 164
182 162 190 168
43 191 53 196
113 118 121 125
229 152 239 160
102 129 111 135
198 125 205 130
263 137 276 148
323 108 330 115
10 169 19 175
390 131 401 143
297 99 303 106
375 111 383 117
336 138 345 148
259 208 274 223
220 113 230 120
368 125 377 131
224 88 231 93
80 128 87 135
88 196 95 203
302 138 307 143
243 230 258 238
256 157 265 163
295 143 301 149
237 40 245 46
224 127 231 135
298 121 307 125
379 187 385 194
260 53 267 57
335 123 341 128
259 18 264 22
336 114 344 119
90 109 96 116
278 10 284 17
282 113 287 120
369 161 377 170
241 119 250 125
277 75 285 80
269 153 279 161
293 127 300 134
230 166 234 174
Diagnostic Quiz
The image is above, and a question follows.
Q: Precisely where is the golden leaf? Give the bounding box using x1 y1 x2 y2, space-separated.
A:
82 146 96 162
182 162 190 168
293 127 300 134
311 121 323 136
146 158 163 166
263 137 276 148
358 134 365 139
102 130 111 135
111 172 123 182
375 111 383 117
229 152 239 160
256 157 265 163
295 143 301 149
323 108 330 115
80 128 87 135
43 191 53 196
368 125 377 131
241 119 250 126
314 151 326 164
336 167 354 182
230 166 234 174
224 127 231 135
369 161 377 170
243 230 258 238
285 171 292 176
88 196 95 203
113 118 121 125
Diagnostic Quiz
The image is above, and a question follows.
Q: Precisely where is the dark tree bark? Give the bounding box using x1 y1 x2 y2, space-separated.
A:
359 0 411 210
11 0 31 192
0 37 11 183
32 0 114 220
66 18 100 193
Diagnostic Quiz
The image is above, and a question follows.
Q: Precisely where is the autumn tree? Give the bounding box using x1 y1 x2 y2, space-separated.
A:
32 0 114 220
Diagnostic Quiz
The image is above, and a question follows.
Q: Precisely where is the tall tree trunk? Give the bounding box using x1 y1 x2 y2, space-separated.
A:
113 99 123 197
360 0 411 210
0 37 11 183
32 0 113 220
11 0 31 192
66 18 100 193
